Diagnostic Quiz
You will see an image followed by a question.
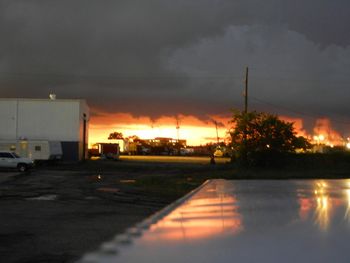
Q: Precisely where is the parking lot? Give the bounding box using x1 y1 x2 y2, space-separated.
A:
0 157 229 263
0 165 172 262
0 171 18 184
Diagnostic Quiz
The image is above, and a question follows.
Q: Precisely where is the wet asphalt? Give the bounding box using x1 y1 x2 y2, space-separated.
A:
0 167 169 263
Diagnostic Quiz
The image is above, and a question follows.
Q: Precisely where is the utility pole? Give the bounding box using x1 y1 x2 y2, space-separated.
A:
214 121 219 144
176 117 180 142
243 66 249 165
244 66 249 113
82 113 87 161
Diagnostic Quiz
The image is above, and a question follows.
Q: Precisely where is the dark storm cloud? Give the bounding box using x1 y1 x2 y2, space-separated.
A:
0 0 350 121
166 25 350 115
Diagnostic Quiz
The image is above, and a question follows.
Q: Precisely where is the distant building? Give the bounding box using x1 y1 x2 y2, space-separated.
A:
148 137 186 147
89 143 120 160
141 137 187 155
108 138 129 153
0 97 89 161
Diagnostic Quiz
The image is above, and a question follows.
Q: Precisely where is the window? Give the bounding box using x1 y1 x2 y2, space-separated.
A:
35 146 41 151
0 152 14 158
12 152 20 158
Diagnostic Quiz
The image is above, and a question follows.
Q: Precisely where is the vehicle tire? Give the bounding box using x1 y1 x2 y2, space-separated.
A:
17 163 27 172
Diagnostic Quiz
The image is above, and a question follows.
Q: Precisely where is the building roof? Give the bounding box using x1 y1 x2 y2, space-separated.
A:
0 97 87 103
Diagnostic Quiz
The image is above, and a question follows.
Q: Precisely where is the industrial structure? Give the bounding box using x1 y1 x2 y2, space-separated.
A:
0 97 89 161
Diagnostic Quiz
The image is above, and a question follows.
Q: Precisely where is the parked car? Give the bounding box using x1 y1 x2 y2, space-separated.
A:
0 151 34 172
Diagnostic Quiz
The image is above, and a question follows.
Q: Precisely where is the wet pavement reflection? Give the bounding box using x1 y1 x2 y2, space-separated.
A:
81 179 350 263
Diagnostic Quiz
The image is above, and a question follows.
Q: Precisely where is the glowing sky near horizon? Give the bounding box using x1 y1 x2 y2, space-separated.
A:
88 111 347 147
88 112 230 146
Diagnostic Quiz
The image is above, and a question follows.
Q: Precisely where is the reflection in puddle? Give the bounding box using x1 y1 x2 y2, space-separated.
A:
27 194 57 201
120 179 136 184
144 180 243 242
97 187 120 193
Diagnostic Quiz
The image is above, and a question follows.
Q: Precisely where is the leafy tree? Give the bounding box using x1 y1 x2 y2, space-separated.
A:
229 110 310 166
108 132 123 140
292 136 312 151
127 135 140 142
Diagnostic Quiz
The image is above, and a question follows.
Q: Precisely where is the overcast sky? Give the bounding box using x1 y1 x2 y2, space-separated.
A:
1 0 350 131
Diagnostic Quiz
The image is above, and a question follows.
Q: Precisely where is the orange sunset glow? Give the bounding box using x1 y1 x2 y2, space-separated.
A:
89 111 231 146
89 110 348 148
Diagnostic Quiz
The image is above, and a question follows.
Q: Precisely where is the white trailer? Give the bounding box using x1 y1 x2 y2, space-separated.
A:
0 140 62 161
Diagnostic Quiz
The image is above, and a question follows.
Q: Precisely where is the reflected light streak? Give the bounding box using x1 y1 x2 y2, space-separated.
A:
143 183 243 243
297 181 330 230
345 189 350 221
314 181 330 231
315 195 329 231
298 197 313 221
297 181 346 231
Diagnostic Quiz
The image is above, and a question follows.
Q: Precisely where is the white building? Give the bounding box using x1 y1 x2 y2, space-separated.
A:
0 97 89 161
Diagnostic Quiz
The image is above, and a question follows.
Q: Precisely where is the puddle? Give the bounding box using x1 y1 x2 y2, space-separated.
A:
97 187 120 193
88 174 104 182
85 196 100 200
120 180 136 184
26 194 58 201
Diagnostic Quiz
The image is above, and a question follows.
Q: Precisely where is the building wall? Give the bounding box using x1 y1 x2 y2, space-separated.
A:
0 98 89 161
61 141 80 162
17 100 80 141
0 100 18 140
